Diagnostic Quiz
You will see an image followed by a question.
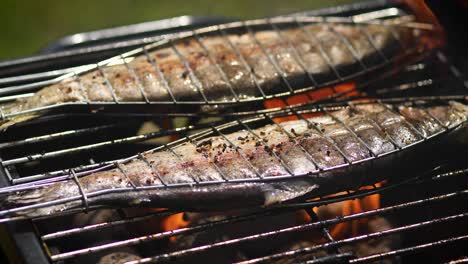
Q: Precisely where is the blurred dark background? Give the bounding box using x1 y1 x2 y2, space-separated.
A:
0 0 358 60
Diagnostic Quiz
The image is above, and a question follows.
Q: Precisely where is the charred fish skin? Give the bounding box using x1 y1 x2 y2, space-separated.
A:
0 21 420 130
2 101 466 218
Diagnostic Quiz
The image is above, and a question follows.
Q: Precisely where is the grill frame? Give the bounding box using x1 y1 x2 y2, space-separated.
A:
0 0 467 263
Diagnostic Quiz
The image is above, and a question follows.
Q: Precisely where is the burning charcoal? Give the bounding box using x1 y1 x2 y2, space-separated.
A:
73 209 121 227
269 217 400 264
172 210 304 263
71 209 128 243
97 251 140 264
272 240 329 264
340 217 401 264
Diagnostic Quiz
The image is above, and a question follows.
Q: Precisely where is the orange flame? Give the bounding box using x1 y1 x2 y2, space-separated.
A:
160 213 190 242
295 182 383 241
326 182 382 239
265 83 358 123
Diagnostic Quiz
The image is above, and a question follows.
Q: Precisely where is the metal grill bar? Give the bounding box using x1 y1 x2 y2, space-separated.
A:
74 73 90 104
346 102 401 149
115 162 138 189
376 100 427 139
42 167 466 261
47 209 273 261
70 169 89 213
243 21 295 94
269 19 319 87
41 210 176 241
96 64 120 103
192 30 240 102
10 159 117 186
217 25 268 98
0 74 74 98
357 25 389 63
236 119 294 176
349 235 468 263
265 115 320 173
327 22 368 71
186 136 230 182
170 41 209 103
210 125 263 179
305 253 356 264
142 46 178 103
0 64 94 88
121 191 467 264
121 55 150 103
374 78 435 95
306 208 343 255
4 123 199 185
0 123 117 149
295 18 343 81
236 213 467 264
290 108 352 166
1 125 175 166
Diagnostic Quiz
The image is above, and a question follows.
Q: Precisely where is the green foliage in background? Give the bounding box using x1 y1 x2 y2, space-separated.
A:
0 0 358 60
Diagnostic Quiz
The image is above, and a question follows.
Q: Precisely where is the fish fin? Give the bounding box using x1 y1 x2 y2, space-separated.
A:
263 180 319 206
0 113 40 131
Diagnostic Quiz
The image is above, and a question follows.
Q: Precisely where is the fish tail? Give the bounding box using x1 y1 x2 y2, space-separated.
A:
0 185 63 218
0 99 40 131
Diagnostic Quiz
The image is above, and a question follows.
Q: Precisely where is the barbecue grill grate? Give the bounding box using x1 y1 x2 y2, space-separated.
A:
0 1 467 263
33 164 468 263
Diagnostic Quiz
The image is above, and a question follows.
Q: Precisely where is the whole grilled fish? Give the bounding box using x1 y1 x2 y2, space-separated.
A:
0 17 425 130
2 101 466 218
